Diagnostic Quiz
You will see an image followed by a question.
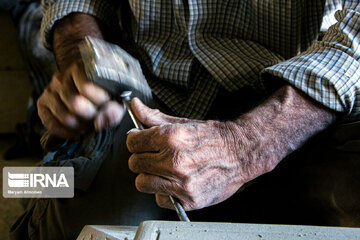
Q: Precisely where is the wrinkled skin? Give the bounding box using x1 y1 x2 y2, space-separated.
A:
37 13 336 212
127 86 336 211
127 100 248 210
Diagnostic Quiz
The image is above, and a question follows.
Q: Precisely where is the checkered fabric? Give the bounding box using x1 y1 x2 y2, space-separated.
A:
41 0 360 120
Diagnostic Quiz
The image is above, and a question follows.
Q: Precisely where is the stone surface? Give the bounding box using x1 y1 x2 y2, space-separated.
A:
78 221 360 240
77 225 137 240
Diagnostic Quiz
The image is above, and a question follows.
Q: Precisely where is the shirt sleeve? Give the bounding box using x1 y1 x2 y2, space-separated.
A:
262 1 360 120
41 0 119 49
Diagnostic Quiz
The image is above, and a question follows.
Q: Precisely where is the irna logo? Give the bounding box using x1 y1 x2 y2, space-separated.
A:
3 167 74 198
8 172 69 188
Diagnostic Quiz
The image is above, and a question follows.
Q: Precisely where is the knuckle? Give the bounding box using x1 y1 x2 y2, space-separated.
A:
161 125 182 148
158 125 169 137
50 74 62 89
44 86 52 96
52 74 61 84
174 125 187 140
167 133 178 147
50 75 57 85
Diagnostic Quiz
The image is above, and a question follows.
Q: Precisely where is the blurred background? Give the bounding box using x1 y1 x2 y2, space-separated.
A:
0 1 54 238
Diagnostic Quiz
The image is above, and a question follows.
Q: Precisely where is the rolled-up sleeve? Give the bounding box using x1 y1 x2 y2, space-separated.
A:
263 1 360 119
41 0 119 49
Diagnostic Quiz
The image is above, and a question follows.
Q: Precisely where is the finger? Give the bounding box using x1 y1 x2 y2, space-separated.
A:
71 63 110 105
128 152 171 176
72 95 97 120
135 173 175 196
94 101 126 130
131 98 187 127
37 106 78 139
52 73 97 119
45 91 80 129
155 194 175 210
126 127 162 153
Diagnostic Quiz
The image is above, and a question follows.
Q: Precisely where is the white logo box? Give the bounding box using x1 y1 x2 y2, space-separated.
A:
3 167 74 198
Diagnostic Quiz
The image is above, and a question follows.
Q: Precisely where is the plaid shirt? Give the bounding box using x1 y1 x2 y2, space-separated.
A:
41 0 360 120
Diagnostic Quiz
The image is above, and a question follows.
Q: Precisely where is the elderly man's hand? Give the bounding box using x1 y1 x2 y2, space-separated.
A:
127 86 336 211
37 60 125 139
126 98 269 211
37 13 125 139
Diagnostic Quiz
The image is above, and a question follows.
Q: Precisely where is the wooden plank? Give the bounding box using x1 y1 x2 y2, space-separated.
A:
0 71 32 133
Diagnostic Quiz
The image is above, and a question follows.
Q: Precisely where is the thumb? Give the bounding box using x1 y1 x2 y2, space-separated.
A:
131 98 186 127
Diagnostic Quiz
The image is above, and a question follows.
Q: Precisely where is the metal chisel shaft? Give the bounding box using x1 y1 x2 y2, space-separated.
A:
122 93 190 222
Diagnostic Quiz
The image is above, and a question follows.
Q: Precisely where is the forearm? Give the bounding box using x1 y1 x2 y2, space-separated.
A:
53 13 105 69
229 85 337 181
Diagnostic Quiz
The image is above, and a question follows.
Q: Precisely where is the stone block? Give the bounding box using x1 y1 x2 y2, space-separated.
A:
77 221 360 240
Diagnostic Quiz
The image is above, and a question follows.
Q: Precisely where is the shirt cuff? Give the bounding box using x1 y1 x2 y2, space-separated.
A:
41 0 118 49
262 46 360 116
262 9 360 119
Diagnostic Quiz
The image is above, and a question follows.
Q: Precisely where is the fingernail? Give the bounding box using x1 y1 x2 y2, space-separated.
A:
126 128 139 134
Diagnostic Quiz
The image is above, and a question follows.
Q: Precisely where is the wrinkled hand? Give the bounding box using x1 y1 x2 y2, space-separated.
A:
126 85 337 211
37 60 125 139
126 98 270 211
